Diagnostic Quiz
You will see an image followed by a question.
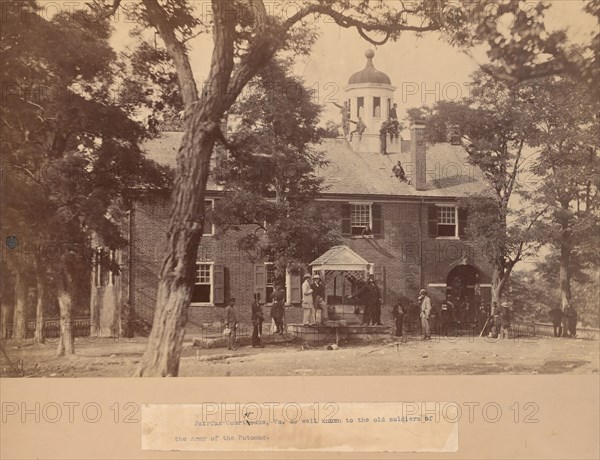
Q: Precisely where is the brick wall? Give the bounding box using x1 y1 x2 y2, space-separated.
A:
129 196 492 331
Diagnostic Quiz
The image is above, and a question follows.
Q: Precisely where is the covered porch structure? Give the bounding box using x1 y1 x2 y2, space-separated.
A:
287 245 391 343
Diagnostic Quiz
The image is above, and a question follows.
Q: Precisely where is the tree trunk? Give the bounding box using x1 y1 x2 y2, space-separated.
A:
136 111 218 377
13 271 28 340
490 256 514 313
1 302 11 340
558 216 573 337
56 273 75 356
559 229 572 310
34 276 45 343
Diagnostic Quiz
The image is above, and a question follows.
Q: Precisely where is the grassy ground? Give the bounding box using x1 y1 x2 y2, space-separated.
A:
1 334 598 378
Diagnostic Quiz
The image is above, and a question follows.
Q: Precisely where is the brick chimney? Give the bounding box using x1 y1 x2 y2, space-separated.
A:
410 120 427 191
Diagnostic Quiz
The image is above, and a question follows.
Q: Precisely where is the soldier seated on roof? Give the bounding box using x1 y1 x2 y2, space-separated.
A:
349 117 367 141
392 161 412 185
387 118 400 142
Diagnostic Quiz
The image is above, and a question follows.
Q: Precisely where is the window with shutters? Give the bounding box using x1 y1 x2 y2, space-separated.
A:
342 203 383 237
265 262 278 303
256 263 287 304
192 262 213 305
203 199 215 236
351 204 371 236
437 206 458 238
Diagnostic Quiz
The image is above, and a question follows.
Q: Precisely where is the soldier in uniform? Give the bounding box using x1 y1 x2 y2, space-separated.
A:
419 289 432 340
251 294 265 347
224 298 238 350
548 306 564 337
312 274 327 324
353 274 382 325
392 299 406 337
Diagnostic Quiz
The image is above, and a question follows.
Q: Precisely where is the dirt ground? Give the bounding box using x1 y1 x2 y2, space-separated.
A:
1 334 598 378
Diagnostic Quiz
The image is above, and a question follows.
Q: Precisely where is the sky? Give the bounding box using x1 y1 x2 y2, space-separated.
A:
108 0 596 272
110 0 597 125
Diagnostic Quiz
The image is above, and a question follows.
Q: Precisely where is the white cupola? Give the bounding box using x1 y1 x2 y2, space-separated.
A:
345 49 398 153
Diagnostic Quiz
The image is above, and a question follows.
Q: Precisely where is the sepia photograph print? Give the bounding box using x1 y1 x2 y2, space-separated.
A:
0 0 599 457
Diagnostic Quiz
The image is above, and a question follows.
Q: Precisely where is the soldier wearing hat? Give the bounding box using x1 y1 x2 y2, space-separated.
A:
419 289 432 340
270 283 286 334
353 273 382 325
301 273 316 325
224 297 238 350
312 273 327 324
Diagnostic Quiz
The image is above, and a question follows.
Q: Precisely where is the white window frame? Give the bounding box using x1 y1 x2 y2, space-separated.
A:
191 261 214 306
203 199 215 236
436 204 459 239
349 201 373 237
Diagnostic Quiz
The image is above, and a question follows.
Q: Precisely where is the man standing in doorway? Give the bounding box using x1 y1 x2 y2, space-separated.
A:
419 289 432 340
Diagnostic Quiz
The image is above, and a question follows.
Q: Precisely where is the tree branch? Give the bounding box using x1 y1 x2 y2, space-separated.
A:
504 138 524 207
95 0 122 21
142 0 198 109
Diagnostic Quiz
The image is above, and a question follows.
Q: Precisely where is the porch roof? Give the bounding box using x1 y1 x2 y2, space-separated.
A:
310 245 370 272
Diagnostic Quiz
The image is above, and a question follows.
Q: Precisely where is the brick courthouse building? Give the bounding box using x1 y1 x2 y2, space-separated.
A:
90 51 492 336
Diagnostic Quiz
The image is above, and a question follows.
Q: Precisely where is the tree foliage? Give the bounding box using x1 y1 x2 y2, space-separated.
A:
412 72 550 303
212 59 339 278
1 1 170 350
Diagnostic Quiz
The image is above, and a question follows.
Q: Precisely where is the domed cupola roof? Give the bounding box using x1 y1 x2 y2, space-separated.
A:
348 49 392 85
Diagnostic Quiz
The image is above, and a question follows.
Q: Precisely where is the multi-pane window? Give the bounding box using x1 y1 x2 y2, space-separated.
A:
265 262 275 303
437 206 457 237
192 263 212 304
351 204 371 236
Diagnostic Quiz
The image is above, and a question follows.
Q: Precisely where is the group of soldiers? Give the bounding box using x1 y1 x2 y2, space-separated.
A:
331 101 402 151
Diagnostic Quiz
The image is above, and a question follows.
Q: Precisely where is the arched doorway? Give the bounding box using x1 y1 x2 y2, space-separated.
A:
445 265 483 326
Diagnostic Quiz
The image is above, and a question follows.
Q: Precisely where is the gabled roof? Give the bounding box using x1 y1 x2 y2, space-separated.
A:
141 132 487 199
310 245 370 270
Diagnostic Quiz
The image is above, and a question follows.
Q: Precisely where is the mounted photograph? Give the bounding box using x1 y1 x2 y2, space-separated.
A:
1 0 598 379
